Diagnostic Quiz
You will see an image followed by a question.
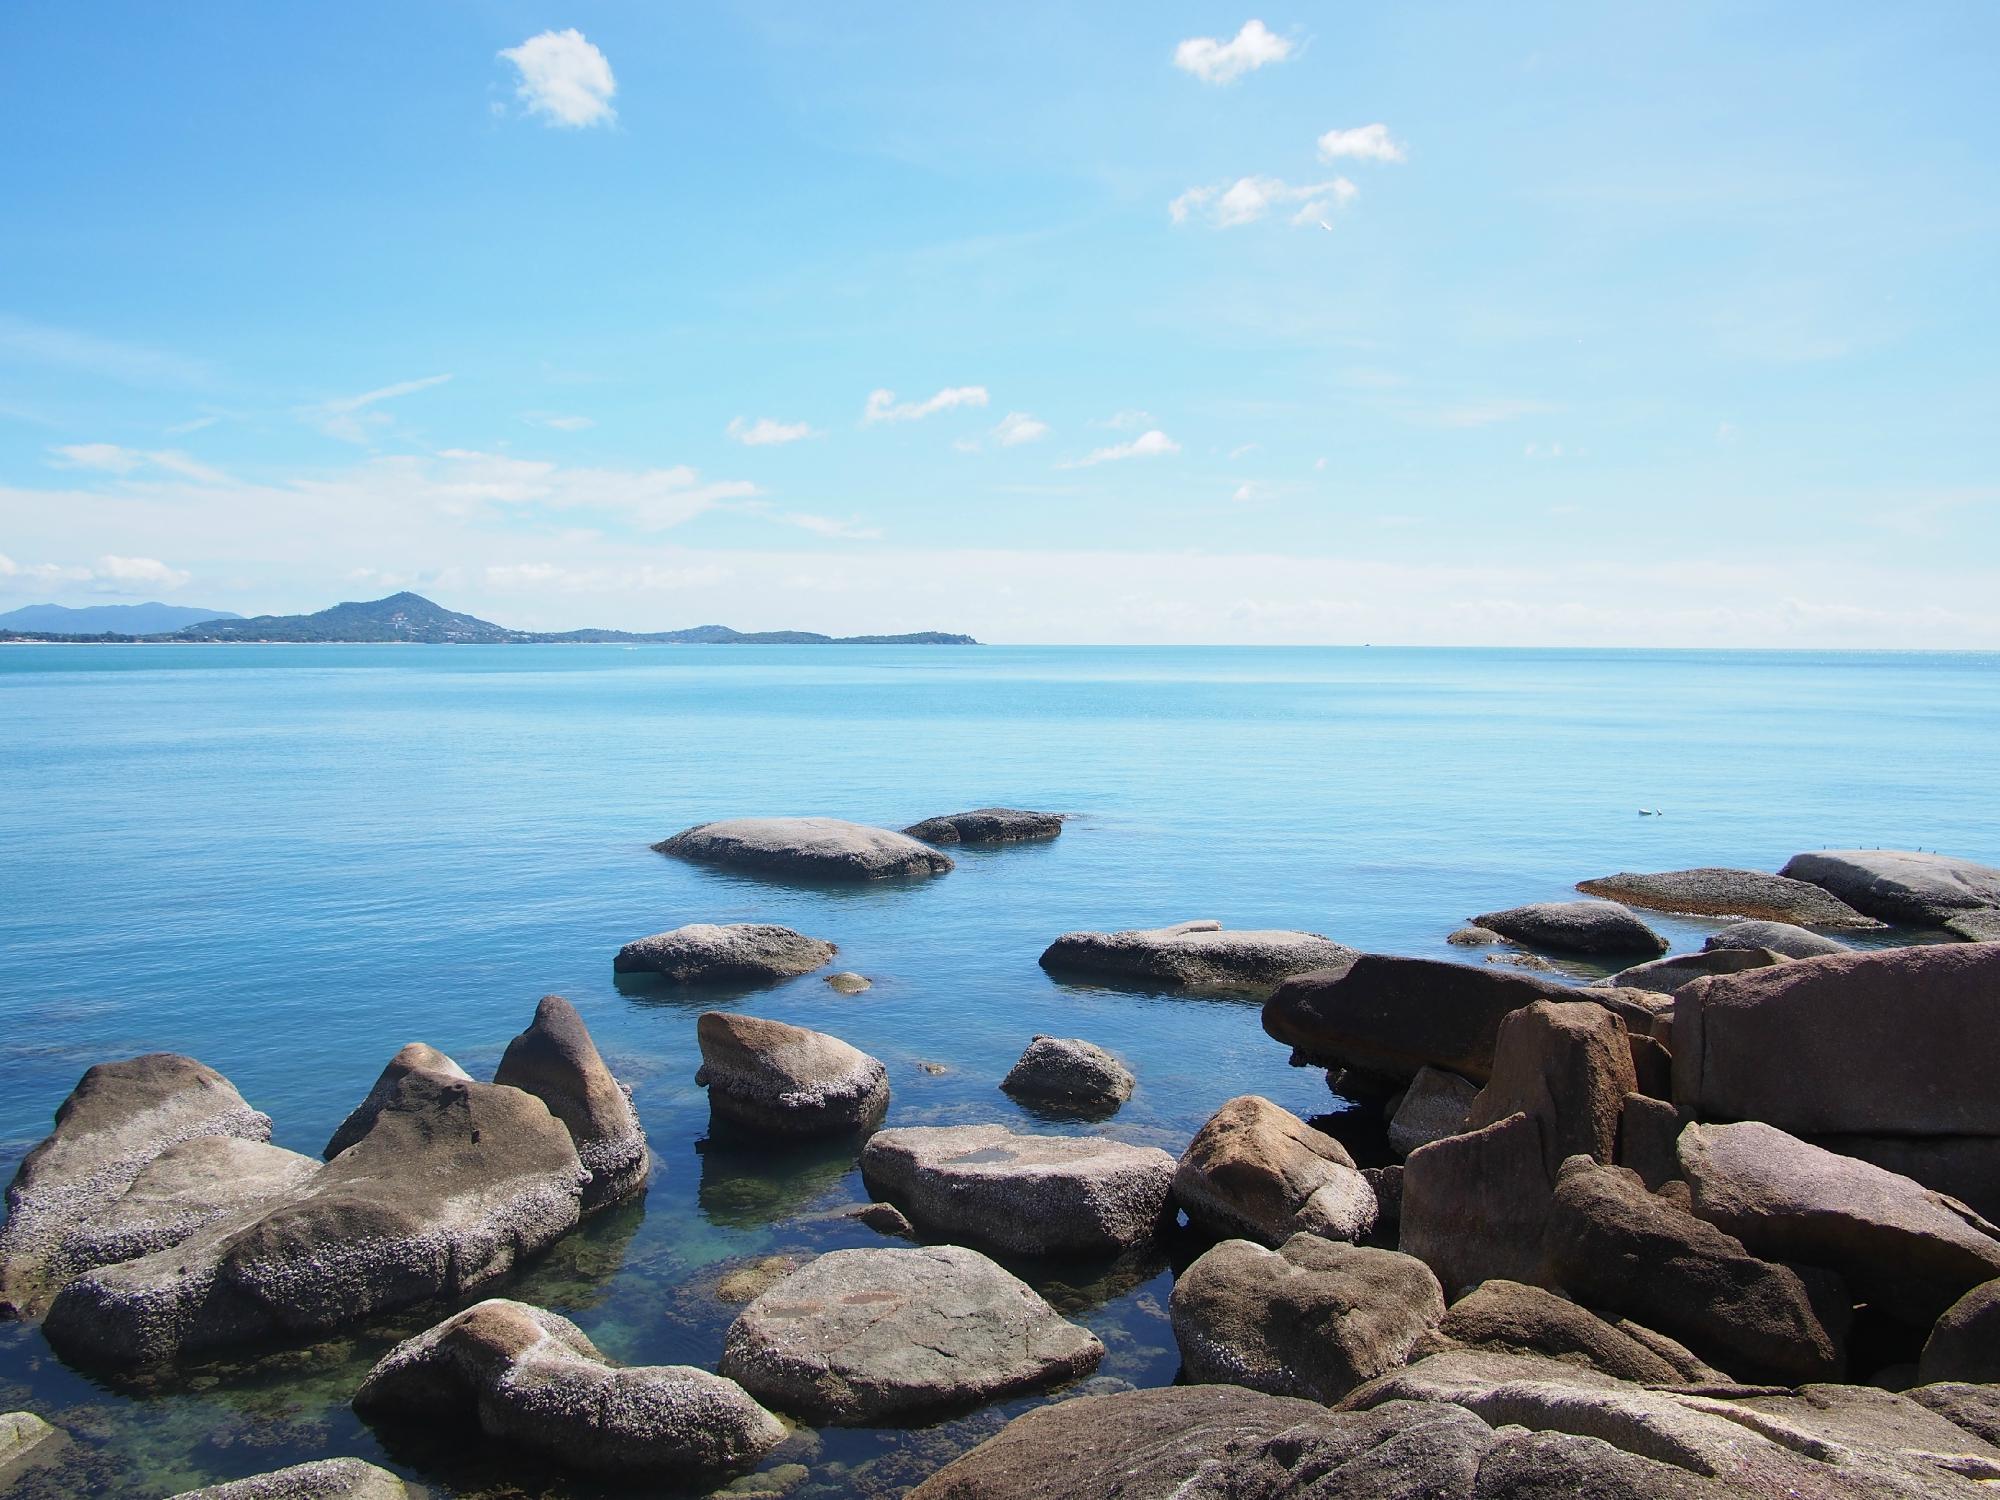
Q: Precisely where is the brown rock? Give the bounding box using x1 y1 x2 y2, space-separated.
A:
1467 1001 1637 1175
495 995 648 1211
1438 1279 1715 1383
1921 1280 2000 1384
1618 1093 1684 1191
695 1011 889 1137
1388 1067 1478 1159
1172 1094 1375 1245
1578 867 1881 927
1402 1112 1554 1295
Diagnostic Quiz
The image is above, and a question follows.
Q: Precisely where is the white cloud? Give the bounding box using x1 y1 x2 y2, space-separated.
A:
727 416 822 446
992 412 1049 446
330 449 757 531
778 512 882 541
1171 176 1357 228
0 314 211 388
303 373 453 445
862 386 989 424
1094 409 1154 431
95 555 190 589
521 412 596 432
1317 124 1407 163
499 29 616 128
1229 442 1260 459
1064 429 1181 467
1232 483 1258 503
1173 20 1294 84
50 443 229 483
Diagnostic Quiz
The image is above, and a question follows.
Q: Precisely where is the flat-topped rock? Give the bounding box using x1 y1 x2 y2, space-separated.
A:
861 1123 1174 1256
166 1459 423 1499
1174 1094 1375 1245
1782 849 2000 940
324 1044 470 1159
1000 1036 1134 1113
1469 900 1669 956
696 1011 889 1137
0 1052 272 1316
1597 946 1789 994
720 1245 1103 1423
1703 919 1851 959
1039 919 1356 996
612 922 836 982
495 995 648 1211
354 1298 783 1480
1578 867 1882 927
903 808 1063 845
656 816 954 881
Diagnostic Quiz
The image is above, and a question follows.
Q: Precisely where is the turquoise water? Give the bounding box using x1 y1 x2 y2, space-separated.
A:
1 644 1995 1496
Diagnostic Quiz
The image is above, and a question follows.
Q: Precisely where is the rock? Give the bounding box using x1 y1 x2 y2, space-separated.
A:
1364 1163 1402 1226
1921 1280 2000 1383
1173 1095 1376 1245
1486 951 1556 972
43 1067 588 1368
1577 868 1882 927
323 1044 470 1159
165 1458 421 1499
1402 1113 1554 1294
903 808 1063 844
1466 1428 1727 1499
1540 1155 1848 1384
1170 1232 1444 1401
696 1011 889 1138
658 816 954 881
1781 849 2000 941
1437 1279 1718 1383
1388 1067 1479 1159
797 1200 914 1237
1598 947 1790 994
1628 1031 1674 1099
1679 1121 2000 1327
612 923 836 982
0 1411 59 1469
1908 1382 2000 1447
714 1255 805 1304
0 1053 272 1316
1704 920 1852 959
1466 1001 1637 1174
1448 925 1509 945
1618 1093 1684 1191
825 970 872 995
1811 1134 2000 1223
1672 942 2000 1135
493 995 647 1211
1469 900 1669 956
861 1123 1174 1256
354 1298 783 1480
719 1245 1102 1423
1039 919 1357 996
999 1036 1134 1113
1718 1383 2000 1469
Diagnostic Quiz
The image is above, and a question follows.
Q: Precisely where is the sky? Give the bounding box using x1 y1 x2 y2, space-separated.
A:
2 2 1997 645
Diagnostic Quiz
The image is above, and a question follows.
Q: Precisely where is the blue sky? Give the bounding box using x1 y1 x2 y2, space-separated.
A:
2 3 1996 643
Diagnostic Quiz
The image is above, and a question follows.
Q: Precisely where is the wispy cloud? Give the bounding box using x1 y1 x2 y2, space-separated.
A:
1063 429 1181 467
520 412 596 432
0 551 189 592
1317 124 1407 163
727 416 822 446
1093 409 1154 431
1173 20 1294 84
992 412 1049 446
1424 398 1559 428
0 314 211 388
1171 176 1357 228
303 373 453 445
50 443 230 483
499 29 616 128
862 386 989 424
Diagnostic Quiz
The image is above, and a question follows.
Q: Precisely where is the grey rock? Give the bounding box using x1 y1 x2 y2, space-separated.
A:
1921 1280 2000 1383
862 1123 1175 1256
1448 925 1512 946
60 1136 318 1278
1000 1036 1134 1112
903 808 1063 844
1467 1001 1637 1175
1598 947 1790 994
0 1052 271 1316
1389 1067 1479 1159
1781 849 2000 940
1703 920 1852 959
1403 1112 1555 1295
494 994 648 1211
353 1298 783 1480
795 1200 914 1237
1469 900 1669 956
696 1011 889 1138
1718 1383 2000 1468
719 1245 1102 1424
825 970 872 995
1039 919 1357 997
324 1044 470 1159
1438 1279 1718 1383
1810 1134 2000 1223
166 1458 422 1499
1173 1094 1375 1245
656 816 954 881
612 922 836 982
1468 1428 1727 1500
0 1411 60 1469
1908 1382 2000 1447
1577 868 1882 927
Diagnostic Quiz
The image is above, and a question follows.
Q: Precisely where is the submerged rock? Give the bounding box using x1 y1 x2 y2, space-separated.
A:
861 1123 1175 1256
825 970 872 995
999 1036 1134 1113
1781 848 2000 941
612 922 836 982
719 1245 1103 1423
494 994 649 1211
1577 867 1882 927
1598 946 1790 994
1039 919 1356 996
166 1458 421 1499
354 1298 783 1480
656 816 954 881
0 1411 60 1470
696 1011 889 1137
1173 1094 1375 1245
1468 900 1669 956
323 1044 470 1159
903 808 1063 845
1703 919 1851 959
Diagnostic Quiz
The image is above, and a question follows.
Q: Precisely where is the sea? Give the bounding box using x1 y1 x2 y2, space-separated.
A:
1 643 1995 1497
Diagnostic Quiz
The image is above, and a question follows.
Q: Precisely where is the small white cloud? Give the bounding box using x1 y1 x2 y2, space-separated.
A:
780 511 882 540
992 412 1049 446
304 373 453 445
1314 457 1328 471
521 412 596 432
1064 429 1181 468
1232 483 1258 503
49 443 229 483
499 29 616 128
1317 124 1407 163
1229 442 1260 459
727 416 821 446
862 386 989 424
95 555 191 589
1173 20 1294 84
1094 409 1154 431
1172 176 1357 228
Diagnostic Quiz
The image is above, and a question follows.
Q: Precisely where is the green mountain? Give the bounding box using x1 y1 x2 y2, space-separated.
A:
0 601 241 633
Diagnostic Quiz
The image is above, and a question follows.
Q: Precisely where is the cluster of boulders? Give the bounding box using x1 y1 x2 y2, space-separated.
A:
652 808 1063 885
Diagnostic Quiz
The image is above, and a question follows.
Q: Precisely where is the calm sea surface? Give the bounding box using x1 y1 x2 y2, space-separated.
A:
2 644 1996 1495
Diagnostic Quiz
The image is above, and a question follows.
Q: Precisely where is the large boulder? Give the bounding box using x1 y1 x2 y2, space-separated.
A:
1672 942 2000 1135
1040 919 1356 997
166 1459 421 1499
1402 1113 1554 1294
1810 1134 2000 1223
1704 920 1851 959
1577 868 1881 927
1540 1156 1848 1384
1781 849 2000 941
1437 1279 1719 1383
1170 1233 1445 1402
656 816 954 881
42 1068 588 1368
903 808 1062 844
611 922 836 982
1172 1095 1376 1245
1466 1001 1637 1173
1468 901 1668 956
1388 1067 1479 1159
695 1011 889 1137
1908 1381 2000 1447
324 1044 470 1158
0 1053 271 1316
353 1298 783 1480
494 995 648 1211
861 1123 1174 1256
1598 947 1789 994
1679 1120 2000 1326
1920 1280 2000 1383
999 1036 1133 1113
719 1245 1102 1423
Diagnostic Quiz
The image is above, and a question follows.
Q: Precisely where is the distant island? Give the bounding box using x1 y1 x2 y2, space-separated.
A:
0 601 244 634
0 592 978 646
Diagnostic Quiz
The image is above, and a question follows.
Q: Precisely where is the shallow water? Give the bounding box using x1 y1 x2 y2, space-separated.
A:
0 643 1995 1496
